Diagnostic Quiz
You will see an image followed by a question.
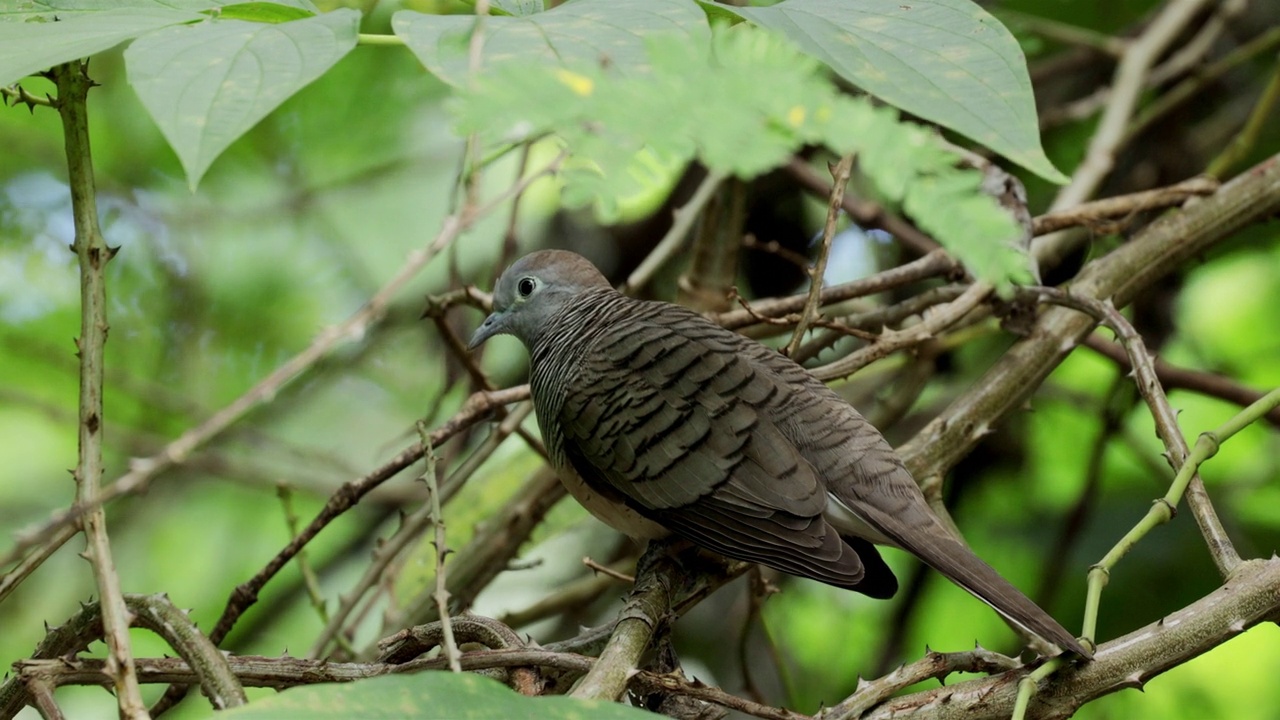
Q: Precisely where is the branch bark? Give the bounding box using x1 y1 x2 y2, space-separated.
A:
54 60 148 720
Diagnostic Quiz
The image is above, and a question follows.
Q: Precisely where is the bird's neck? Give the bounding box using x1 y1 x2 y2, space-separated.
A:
527 287 629 364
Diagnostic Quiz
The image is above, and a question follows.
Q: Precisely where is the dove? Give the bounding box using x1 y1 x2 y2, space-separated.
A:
469 249 1089 659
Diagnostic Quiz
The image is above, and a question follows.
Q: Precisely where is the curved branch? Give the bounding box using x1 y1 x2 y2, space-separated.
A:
863 557 1280 719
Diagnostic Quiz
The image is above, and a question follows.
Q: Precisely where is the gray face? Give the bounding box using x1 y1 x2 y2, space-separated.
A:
468 250 610 350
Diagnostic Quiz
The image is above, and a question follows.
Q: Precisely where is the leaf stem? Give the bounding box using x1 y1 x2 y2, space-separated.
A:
356 33 404 46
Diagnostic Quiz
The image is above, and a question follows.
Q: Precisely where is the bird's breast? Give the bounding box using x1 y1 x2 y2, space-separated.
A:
556 462 670 540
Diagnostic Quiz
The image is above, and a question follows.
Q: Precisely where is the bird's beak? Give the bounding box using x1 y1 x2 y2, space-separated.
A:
468 311 504 350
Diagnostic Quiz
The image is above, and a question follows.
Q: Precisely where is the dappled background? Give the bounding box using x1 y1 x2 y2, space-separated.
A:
2 0 1280 718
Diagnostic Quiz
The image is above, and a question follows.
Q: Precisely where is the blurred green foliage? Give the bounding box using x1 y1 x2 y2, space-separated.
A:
2 0 1279 718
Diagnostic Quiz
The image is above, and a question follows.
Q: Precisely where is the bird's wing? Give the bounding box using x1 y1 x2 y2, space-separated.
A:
730 334 1090 656
647 317 1091 656
557 304 888 594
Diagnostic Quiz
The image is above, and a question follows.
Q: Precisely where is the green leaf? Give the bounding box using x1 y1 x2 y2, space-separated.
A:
0 8 204 87
203 2 316 23
393 0 709 87
0 0 315 23
720 0 1067 184
210 672 659 719
124 9 360 189
489 0 544 17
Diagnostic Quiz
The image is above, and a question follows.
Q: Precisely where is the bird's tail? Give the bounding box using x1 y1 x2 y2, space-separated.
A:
834 481 1095 655
881 512 1092 659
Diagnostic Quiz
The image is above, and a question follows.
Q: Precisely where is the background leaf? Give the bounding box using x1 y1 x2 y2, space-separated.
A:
393 0 709 87
489 0 544 17
124 8 360 189
720 0 1067 183
0 0 315 22
207 2 317 23
0 8 203 87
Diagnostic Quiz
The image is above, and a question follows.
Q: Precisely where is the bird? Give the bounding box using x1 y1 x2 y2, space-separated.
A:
469 249 1090 659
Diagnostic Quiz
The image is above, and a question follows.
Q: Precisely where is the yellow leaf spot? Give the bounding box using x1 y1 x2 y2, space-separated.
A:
788 106 806 127
556 69 594 96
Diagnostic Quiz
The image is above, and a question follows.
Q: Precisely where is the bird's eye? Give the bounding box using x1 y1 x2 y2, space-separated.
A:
517 277 537 298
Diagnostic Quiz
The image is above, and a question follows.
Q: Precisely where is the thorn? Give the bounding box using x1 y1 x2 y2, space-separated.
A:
1123 671 1146 691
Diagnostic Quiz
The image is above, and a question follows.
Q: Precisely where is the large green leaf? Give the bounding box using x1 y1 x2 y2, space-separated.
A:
718 0 1066 183
0 0 316 22
124 9 360 189
211 672 658 719
0 8 204 87
393 0 709 87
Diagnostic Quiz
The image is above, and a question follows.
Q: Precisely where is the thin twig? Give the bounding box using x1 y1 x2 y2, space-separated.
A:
582 557 635 583
418 429 461 673
1032 176 1219 235
811 281 993 382
1123 26 1280 147
279 486 353 658
711 250 957 331
785 154 854 357
790 285 965 364
996 9 1127 55
624 170 728 293
785 157 940 257
393 464 564 630
308 490 435 659
1 83 56 109
1083 335 1280 428
498 563 632 629
1206 56 1280 179
1050 0 1213 211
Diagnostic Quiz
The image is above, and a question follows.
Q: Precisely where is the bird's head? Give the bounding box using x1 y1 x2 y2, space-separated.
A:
468 250 612 350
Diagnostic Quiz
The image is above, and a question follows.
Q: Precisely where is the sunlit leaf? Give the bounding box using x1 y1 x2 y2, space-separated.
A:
718 0 1066 183
203 2 316 23
393 0 709 86
125 9 360 189
454 23 1028 287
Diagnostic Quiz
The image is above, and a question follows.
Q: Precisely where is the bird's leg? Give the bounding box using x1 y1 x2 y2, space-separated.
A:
634 535 695 587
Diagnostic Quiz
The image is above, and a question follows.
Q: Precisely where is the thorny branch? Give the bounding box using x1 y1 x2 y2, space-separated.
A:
8 5 1280 720
54 60 148 719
